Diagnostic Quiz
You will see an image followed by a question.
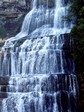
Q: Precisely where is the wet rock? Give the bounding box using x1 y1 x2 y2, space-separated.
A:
36 0 55 8
0 77 9 85
0 92 8 98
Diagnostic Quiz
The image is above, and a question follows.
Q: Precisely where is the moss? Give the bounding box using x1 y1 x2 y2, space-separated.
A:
69 0 84 74
0 27 6 38
0 27 5 35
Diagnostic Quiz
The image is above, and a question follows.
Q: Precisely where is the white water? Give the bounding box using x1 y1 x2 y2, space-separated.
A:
3 0 73 47
0 0 78 112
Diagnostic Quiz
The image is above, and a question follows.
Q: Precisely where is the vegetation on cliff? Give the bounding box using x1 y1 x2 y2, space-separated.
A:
69 0 84 75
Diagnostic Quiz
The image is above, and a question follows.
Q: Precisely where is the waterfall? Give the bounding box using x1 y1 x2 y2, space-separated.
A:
0 0 78 112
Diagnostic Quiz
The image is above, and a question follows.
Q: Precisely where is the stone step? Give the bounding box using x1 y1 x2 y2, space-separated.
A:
0 92 8 98
0 92 29 98
0 85 17 92
0 90 78 98
0 84 78 93
0 75 78 93
0 85 7 92
0 76 9 85
0 92 55 99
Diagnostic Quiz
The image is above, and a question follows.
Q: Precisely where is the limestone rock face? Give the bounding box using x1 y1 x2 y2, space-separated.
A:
0 0 32 39
0 0 25 5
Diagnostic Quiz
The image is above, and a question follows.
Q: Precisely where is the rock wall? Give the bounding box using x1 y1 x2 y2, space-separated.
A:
0 0 32 40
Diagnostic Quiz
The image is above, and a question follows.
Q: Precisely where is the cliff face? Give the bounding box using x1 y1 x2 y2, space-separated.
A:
0 0 32 40
0 0 26 6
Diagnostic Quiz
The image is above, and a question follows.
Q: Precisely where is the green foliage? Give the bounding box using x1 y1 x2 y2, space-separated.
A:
0 23 5 46
0 27 6 37
71 25 84 73
70 0 84 74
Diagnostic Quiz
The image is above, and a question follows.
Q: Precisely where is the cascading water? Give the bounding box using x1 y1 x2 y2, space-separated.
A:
0 0 78 112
